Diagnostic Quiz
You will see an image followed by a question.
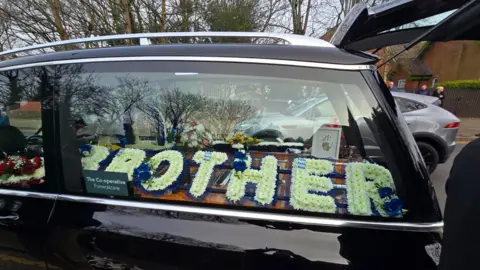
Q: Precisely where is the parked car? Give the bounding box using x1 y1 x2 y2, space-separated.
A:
392 92 459 173
0 0 478 268
235 91 459 173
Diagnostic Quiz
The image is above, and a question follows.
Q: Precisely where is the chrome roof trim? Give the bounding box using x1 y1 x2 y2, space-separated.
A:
0 56 371 72
58 194 443 232
0 32 334 58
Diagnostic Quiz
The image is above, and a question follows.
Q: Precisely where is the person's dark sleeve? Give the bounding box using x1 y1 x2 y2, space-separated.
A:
438 138 480 269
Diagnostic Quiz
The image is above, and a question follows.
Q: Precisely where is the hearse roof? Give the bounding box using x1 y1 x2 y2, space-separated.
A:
0 43 376 70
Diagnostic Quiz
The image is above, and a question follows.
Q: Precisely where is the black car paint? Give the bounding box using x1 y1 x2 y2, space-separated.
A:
0 46 442 270
0 44 377 70
331 0 474 50
361 70 442 222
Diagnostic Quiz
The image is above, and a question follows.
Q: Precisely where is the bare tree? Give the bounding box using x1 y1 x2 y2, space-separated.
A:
48 0 69 41
288 0 312 34
159 88 207 134
201 99 257 139
134 87 207 143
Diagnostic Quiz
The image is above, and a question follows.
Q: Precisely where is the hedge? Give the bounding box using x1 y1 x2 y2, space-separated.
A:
436 80 480 89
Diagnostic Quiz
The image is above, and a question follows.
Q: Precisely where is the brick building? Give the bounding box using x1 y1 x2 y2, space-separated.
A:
389 41 480 91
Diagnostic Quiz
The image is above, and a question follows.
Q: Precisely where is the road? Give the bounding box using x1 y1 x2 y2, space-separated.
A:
431 144 464 213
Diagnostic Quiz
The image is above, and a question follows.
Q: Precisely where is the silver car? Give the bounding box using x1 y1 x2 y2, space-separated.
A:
392 91 459 173
235 91 459 173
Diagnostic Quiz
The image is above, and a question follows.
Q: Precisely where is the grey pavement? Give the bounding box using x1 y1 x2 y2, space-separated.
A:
431 144 464 214
458 118 480 140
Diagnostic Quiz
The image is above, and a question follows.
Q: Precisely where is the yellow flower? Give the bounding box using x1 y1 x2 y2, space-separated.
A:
227 139 233 144
236 135 242 141
247 137 254 143
240 139 245 144
255 138 261 143
110 144 121 151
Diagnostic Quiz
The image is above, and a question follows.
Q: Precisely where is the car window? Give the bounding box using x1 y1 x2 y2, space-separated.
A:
52 60 408 221
301 100 338 119
395 97 427 113
0 68 52 191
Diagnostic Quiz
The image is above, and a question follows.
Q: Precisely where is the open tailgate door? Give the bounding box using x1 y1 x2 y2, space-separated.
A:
331 0 480 51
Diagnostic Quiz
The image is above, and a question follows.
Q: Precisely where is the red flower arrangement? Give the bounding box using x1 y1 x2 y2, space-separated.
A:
0 156 44 186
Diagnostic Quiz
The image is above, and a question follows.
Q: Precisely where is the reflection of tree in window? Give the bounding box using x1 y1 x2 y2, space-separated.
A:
395 97 426 113
200 99 256 138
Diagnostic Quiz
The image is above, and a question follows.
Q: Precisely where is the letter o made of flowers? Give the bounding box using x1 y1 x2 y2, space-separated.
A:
226 155 278 205
189 151 228 198
141 150 184 191
105 148 146 181
290 158 336 213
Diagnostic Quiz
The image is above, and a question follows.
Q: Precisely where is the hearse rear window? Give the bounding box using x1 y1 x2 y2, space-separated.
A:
55 61 406 219
0 68 46 190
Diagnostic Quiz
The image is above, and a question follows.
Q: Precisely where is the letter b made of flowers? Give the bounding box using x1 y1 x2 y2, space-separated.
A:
226 153 278 205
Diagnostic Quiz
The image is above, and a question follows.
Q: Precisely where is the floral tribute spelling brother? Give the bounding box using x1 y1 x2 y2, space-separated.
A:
80 142 405 218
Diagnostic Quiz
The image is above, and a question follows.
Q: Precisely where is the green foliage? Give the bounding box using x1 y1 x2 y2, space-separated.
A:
436 80 480 89
203 0 260 43
407 75 431 81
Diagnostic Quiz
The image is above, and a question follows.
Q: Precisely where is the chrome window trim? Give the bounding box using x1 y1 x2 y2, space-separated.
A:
0 189 57 200
0 56 372 72
58 194 443 232
0 189 442 232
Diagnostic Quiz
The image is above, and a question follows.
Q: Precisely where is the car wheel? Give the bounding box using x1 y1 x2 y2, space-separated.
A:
417 141 440 174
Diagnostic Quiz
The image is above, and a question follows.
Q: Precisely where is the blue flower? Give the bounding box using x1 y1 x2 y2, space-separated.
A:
80 144 92 153
378 187 393 199
384 198 403 217
138 170 152 181
117 135 127 145
232 160 248 172
135 163 150 172
234 151 247 160
98 159 110 167
134 163 152 181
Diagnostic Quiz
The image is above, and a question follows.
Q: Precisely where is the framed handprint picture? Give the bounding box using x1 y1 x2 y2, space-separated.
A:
311 127 342 159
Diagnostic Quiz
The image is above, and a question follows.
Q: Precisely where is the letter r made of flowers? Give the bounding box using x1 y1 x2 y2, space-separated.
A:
345 162 399 217
290 158 336 213
226 154 278 205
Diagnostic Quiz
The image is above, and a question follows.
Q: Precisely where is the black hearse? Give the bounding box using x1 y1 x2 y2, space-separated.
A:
0 0 478 269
